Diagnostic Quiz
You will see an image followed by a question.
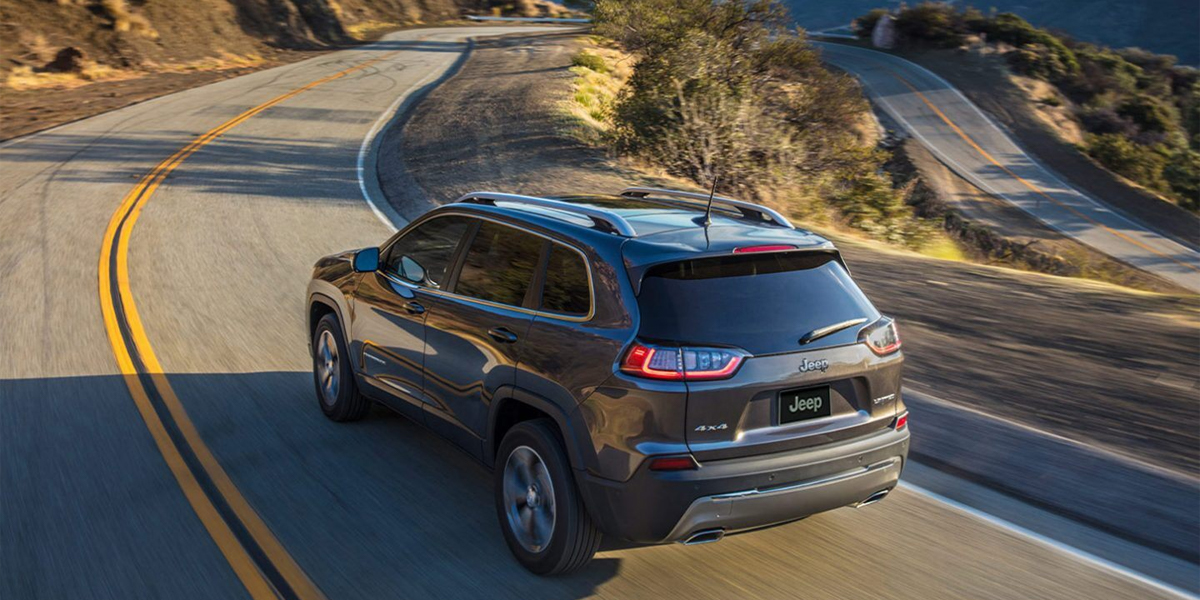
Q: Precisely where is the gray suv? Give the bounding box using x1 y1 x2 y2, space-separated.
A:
306 188 909 574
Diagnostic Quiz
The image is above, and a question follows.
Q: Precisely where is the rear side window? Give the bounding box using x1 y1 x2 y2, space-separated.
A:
637 252 878 355
540 244 590 316
455 221 543 307
384 216 471 289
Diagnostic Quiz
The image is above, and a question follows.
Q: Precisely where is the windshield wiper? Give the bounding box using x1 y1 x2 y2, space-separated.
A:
799 317 868 346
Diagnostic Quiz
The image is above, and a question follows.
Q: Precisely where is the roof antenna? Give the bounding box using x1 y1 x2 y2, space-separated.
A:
702 175 719 227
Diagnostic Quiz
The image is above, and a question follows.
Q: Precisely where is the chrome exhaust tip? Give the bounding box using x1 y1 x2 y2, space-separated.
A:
854 489 890 508
681 529 725 545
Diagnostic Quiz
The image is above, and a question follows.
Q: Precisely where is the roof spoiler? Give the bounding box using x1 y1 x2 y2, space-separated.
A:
627 246 847 295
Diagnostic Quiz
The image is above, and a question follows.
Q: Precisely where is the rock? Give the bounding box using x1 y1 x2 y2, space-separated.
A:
45 47 85 73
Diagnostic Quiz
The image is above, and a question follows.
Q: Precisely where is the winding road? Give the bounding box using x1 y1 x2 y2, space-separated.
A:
815 42 1200 293
0 26 1191 599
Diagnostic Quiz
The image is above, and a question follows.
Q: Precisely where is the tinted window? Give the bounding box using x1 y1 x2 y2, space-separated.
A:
637 252 878 355
540 244 590 316
455 221 543 306
384 216 470 289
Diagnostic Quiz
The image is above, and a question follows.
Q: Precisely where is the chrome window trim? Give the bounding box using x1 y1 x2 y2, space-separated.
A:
379 211 596 323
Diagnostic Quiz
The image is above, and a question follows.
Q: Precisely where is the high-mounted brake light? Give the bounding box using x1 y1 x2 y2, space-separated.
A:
859 317 901 356
733 244 796 254
648 456 700 471
620 342 745 381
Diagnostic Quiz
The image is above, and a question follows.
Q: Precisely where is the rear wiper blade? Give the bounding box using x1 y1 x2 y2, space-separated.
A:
799 318 869 345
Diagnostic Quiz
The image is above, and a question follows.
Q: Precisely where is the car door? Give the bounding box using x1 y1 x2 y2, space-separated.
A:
421 219 545 458
351 215 472 420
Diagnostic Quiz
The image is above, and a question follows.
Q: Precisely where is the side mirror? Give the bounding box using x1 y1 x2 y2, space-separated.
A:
399 256 426 284
353 247 379 273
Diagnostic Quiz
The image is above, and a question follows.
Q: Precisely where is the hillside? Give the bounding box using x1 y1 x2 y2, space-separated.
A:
0 0 485 80
0 0 574 140
785 0 1200 66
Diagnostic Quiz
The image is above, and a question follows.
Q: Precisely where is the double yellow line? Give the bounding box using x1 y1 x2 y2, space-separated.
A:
889 73 1200 275
99 50 399 600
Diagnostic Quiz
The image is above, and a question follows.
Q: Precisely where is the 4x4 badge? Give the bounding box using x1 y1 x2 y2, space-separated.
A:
798 358 829 373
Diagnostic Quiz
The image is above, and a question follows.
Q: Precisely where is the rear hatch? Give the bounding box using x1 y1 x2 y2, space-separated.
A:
635 251 903 461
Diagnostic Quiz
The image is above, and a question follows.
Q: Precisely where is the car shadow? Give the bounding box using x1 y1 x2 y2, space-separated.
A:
1 371 619 599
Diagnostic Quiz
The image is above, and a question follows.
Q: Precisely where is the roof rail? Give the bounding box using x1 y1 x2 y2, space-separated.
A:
455 192 638 237
620 187 794 229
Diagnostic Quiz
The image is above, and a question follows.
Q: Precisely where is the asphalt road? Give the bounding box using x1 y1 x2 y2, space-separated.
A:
0 27 1188 600
815 42 1200 293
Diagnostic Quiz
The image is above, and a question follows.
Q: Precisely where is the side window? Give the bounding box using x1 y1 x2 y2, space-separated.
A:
454 221 543 307
540 244 591 316
384 216 471 289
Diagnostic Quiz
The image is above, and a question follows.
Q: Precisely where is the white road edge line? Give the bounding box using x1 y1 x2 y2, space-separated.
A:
904 481 1200 600
357 84 410 233
904 386 1196 482
355 46 446 233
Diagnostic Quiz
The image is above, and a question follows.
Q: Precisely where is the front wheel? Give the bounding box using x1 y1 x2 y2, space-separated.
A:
494 419 601 575
312 313 370 422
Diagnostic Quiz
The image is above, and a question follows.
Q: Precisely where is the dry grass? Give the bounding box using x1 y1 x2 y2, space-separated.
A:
6 62 129 90
345 20 404 41
562 41 633 143
5 52 265 91
1009 73 1084 145
100 0 158 39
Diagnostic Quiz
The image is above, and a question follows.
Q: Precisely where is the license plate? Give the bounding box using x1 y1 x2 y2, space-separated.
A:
779 386 832 425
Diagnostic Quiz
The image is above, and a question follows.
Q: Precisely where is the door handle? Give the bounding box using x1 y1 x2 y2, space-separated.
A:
405 301 426 315
487 327 518 344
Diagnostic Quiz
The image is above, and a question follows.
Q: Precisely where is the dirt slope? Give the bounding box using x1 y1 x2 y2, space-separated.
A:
0 0 482 75
384 32 1200 473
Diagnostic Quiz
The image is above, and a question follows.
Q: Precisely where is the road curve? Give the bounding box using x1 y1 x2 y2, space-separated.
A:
815 42 1200 293
0 27 1187 600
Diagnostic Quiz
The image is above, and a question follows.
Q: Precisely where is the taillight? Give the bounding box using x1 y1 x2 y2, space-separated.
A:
733 244 796 254
859 317 901 356
620 342 745 381
894 411 908 431
648 455 700 471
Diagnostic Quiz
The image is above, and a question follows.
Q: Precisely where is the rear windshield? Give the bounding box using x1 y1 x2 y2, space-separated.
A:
637 252 878 355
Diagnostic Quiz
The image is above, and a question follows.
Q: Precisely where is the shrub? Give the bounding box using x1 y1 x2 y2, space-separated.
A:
1163 150 1200 210
1007 44 1072 81
1085 133 1169 190
594 0 935 246
571 51 608 73
1116 94 1178 135
853 9 888 39
894 3 966 48
1080 107 1137 136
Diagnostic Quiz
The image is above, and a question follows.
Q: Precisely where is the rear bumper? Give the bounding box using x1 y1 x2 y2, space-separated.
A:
577 426 909 543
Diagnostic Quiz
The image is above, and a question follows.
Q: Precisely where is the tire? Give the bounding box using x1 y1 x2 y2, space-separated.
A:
312 313 370 422
494 419 601 575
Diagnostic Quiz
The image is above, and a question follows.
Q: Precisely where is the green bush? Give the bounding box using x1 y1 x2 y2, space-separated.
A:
593 0 936 245
853 9 887 39
1007 44 1073 82
1086 133 1169 191
570 51 608 73
1163 150 1200 210
1116 94 1178 135
894 2 966 48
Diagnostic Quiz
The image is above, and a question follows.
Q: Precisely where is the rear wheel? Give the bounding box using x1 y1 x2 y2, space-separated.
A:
494 419 600 575
312 313 370 422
